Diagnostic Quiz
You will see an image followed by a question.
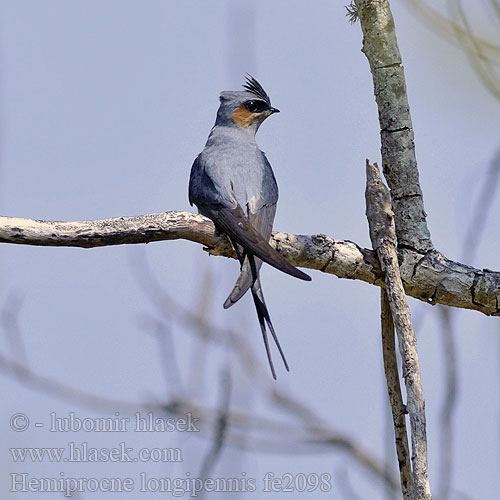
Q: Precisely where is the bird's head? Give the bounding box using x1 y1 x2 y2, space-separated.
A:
215 75 279 132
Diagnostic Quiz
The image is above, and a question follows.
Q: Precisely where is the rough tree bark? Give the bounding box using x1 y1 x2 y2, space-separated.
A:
381 289 413 500
1 214 498 317
0 2 497 498
355 0 432 253
355 1 434 498
366 161 431 500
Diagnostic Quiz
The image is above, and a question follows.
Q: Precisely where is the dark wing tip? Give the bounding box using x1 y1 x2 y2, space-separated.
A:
242 74 271 105
301 272 312 282
292 267 312 281
209 205 311 282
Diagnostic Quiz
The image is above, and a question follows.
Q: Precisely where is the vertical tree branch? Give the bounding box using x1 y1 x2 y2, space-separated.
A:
381 290 414 500
366 160 431 500
355 0 433 252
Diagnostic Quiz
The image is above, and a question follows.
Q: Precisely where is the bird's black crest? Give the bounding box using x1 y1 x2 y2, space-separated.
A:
242 74 271 105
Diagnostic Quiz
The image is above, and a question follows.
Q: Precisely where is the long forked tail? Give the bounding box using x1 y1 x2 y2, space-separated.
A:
223 253 262 309
225 245 289 378
251 277 289 380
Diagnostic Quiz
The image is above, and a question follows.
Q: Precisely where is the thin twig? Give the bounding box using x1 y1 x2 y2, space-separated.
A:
197 368 231 500
405 0 500 99
143 317 185 402
365 160 431 499
437 306 458 500
462 148 500 264
336 467 364 500
129 254 401 490
381 290 414 500
0 301 399 493
1 291 29 365
0 347 398 485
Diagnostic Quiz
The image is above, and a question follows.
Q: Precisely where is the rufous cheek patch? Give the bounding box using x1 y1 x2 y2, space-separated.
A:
232 105 260 128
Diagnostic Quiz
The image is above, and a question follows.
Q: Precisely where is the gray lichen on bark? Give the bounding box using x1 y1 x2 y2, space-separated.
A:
1 213 499 317
356 0 433 252
366 160 431 500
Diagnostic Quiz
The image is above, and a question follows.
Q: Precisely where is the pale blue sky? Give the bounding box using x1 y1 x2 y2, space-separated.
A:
1 1 499 498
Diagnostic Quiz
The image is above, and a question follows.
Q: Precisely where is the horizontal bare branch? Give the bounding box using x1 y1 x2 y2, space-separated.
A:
0 212 498 316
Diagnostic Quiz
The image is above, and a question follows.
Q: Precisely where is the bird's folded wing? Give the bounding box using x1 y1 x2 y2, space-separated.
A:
204 205 311 281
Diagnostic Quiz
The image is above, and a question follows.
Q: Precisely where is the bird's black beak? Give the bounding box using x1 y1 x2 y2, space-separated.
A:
269 107 280 114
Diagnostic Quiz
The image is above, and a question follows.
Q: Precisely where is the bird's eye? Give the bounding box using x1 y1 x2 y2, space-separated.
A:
245 100 267 113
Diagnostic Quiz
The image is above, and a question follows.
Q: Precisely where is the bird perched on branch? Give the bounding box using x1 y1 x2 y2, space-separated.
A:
188 75 311 378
